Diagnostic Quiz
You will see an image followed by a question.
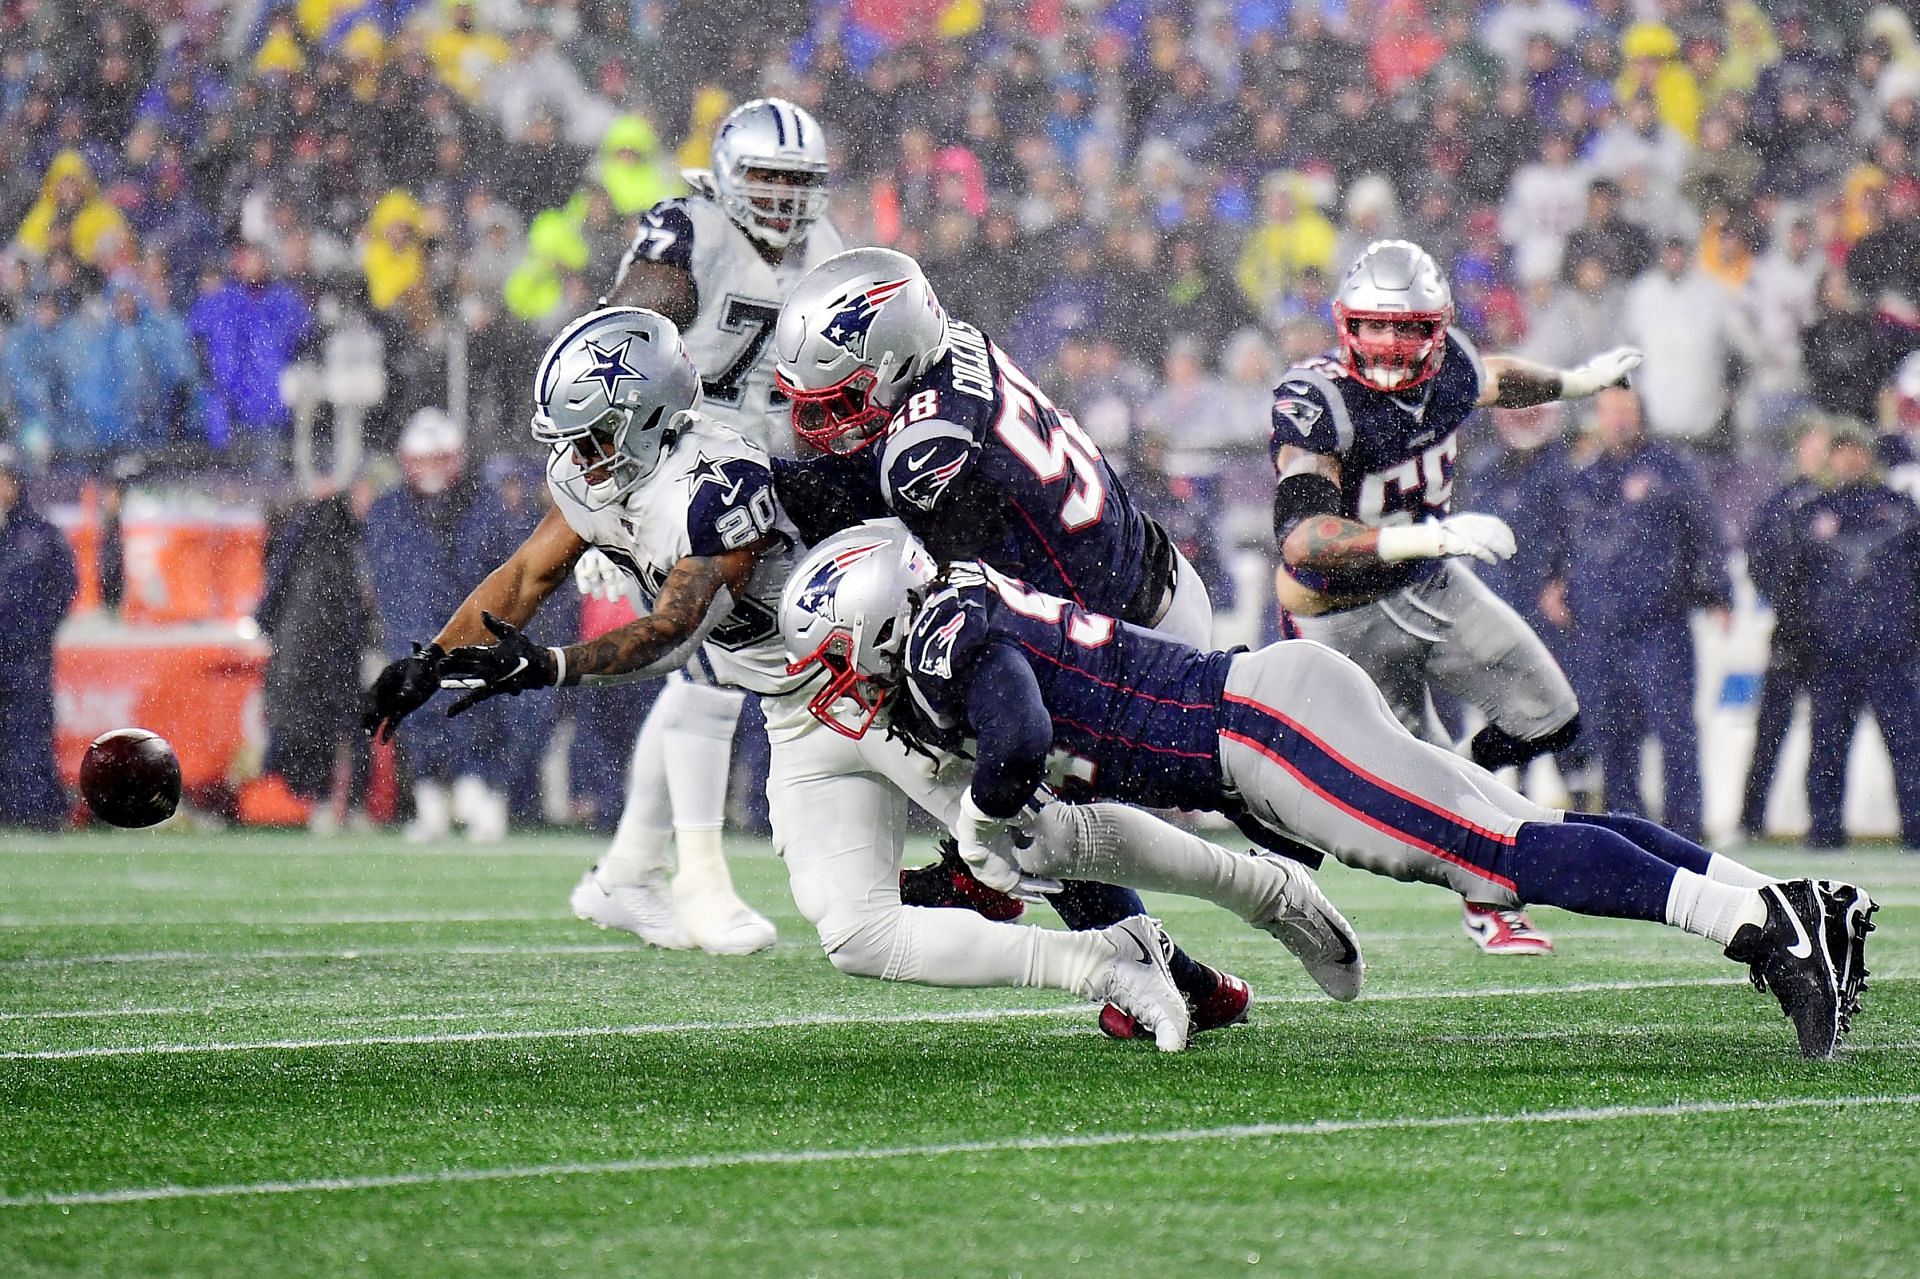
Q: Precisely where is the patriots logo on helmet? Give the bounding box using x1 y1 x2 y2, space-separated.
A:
821 279 910 360
577 337 648 400
794 539 892 616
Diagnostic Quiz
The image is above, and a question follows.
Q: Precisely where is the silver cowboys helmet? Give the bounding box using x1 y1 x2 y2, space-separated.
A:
774 247 950 455
1333 239 1455 393
707 97 829 251
532 307 701 510
779 521 939 738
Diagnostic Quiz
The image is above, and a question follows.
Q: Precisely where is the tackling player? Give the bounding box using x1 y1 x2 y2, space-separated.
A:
365 308 1364 1052
781 527 1879 1060
1270 239 1641 954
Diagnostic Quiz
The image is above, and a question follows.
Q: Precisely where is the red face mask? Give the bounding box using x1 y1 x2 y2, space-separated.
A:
779 367 889 455
1334 308 1449 392
786 628 889 738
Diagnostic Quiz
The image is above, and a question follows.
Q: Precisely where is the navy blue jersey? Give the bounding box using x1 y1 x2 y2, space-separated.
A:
901 564 1232 814
873 322 1162 620
1270 330 1487 597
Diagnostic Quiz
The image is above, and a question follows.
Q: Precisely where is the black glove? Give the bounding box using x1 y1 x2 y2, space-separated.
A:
439 611 560 717
363 642 446 742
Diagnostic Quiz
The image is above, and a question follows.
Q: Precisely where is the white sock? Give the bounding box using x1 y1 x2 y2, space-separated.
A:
671 826 742 903
873 906 1111 993
1704 852 1775 888
602 703 674 885
1032 803 1286 922
1665 869 1768 946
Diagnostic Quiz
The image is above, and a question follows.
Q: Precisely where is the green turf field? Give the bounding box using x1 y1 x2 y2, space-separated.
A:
1 830 1914 1278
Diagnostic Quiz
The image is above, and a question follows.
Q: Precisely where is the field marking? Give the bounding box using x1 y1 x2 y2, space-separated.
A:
0 911 568 928
12 975 1912 1062
4 1092 1914 1209
0 942 647 967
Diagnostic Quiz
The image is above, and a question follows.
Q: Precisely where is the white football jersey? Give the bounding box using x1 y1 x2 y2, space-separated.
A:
612 184 845 457
547 415 806 698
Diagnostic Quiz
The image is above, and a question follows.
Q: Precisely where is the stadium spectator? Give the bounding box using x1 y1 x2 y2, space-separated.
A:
1 287 64 459
187 243 314 472
50 280 198 458
257 473 375 834
0 445 77 828
10 149 133 270
1563 179 1656 281
1739 416 1831 840
1782 420 1920 848
1621 235 1753 445
1523 251 1625 371
1546 387 1730 842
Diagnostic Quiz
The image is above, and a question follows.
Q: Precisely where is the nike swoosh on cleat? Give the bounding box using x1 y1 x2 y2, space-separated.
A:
1126 929 1155 966
1779 889 1815 961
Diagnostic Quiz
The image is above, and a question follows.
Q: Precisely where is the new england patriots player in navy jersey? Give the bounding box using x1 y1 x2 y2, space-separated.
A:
1271 239 1642 954
779 525 1880 1060
770 247 1214 649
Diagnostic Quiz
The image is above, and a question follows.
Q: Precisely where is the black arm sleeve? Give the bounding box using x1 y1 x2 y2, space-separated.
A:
1272 472 1343 542
961 642 1055 819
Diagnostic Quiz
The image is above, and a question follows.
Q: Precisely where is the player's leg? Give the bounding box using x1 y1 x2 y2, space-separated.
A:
396 709 453 841
768 730 1189 1048
572 677 691 948
654 674 772 954
1420 564 1580 770
1640 622 1706 842
1740 635 1811 838
1286 601 1433 739
1418 564 1576 951
1565 812 1774 886
1216 643 1865 1055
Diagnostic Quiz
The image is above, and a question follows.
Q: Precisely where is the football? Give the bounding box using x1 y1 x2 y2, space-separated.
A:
79 728 183 829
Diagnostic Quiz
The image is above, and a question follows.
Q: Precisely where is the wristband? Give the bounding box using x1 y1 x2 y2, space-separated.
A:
1376 523 1445 563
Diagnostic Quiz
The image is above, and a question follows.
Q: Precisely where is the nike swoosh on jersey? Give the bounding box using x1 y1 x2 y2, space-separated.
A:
906 447 942 473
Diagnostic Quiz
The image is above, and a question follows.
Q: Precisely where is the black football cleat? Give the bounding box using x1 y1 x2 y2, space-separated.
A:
1815 879 1878 1034
1100 965 1251 1042
898 839 1025 922
1725 879 1844 1059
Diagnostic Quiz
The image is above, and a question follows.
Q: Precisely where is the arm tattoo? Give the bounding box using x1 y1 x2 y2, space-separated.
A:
1287 515 1382 569
1491 362 1565 408
560 555 727 681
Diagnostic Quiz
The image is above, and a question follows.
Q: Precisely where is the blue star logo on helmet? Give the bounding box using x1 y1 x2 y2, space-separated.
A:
794 538 891 615
821 279 910 360
577 337 648 400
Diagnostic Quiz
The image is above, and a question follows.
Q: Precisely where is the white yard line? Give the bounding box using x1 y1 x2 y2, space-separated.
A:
0 941 646 967
4 1092 1914 1209
14 975 1911 1061
0 911 568 928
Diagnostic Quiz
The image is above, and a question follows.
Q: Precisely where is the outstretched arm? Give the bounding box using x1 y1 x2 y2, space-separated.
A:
1272 445 1514 573
1477 348 1642 409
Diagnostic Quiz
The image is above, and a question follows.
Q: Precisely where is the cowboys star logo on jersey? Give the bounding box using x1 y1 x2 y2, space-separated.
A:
685 451 744 502
821 278 910 359
578 338 648 400
792 537 893 616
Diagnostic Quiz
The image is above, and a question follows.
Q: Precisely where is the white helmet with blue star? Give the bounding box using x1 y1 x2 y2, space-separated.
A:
532 307 702 509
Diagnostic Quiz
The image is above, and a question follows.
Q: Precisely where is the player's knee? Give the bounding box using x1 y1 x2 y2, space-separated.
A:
818 904 904 979
1021 801 1100 878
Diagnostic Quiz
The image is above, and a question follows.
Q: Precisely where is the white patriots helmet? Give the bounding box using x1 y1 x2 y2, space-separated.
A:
778 522 939 738
774 247 950 455
532 307 702 510
1333 239 1455 393
708 97 829 251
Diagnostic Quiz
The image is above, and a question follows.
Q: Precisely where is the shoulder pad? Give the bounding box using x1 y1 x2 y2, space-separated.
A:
1270 365 1353 456
626 200 697 272
1443 327 1488 398
880 418 977 514
906 580 991 686
683 450 781 557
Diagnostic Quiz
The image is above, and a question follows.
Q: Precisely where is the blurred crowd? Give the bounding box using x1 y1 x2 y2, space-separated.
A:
7 0 1920 839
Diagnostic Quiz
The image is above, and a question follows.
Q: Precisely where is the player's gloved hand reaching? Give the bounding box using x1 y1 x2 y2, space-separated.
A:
1561 346 1643 398
952 790 1063 903
1376 512 1517 566
439 612 561 717
363 642 446 742
572 547 627 601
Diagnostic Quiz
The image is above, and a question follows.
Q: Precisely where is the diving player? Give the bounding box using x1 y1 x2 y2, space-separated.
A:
365 308 1364 1052
780 527 1880 1060
1271 239 1641 954
771 247 1214 648
569 97 845 955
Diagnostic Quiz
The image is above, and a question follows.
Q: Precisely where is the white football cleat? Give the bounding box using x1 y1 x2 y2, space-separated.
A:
404 781 451 843
1249 851 1365 1001
1087 916 1189 1052
570 867 693 950
673 882 777 955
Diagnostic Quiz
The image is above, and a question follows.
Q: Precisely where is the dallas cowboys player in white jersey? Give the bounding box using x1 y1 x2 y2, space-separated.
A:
363 308 1365 1053
564 98 848 955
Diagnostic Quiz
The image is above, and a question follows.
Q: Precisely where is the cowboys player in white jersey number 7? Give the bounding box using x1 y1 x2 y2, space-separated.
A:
565 98 847 955
363 307 1363 1051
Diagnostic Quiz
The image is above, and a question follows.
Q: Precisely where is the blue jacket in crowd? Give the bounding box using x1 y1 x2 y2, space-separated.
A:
0 304 62 446
362 475 515 655
1785 480 1920 654
187 278 312 447
1559 438 1731 630
1461 437 1575 633
52 291 199 454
